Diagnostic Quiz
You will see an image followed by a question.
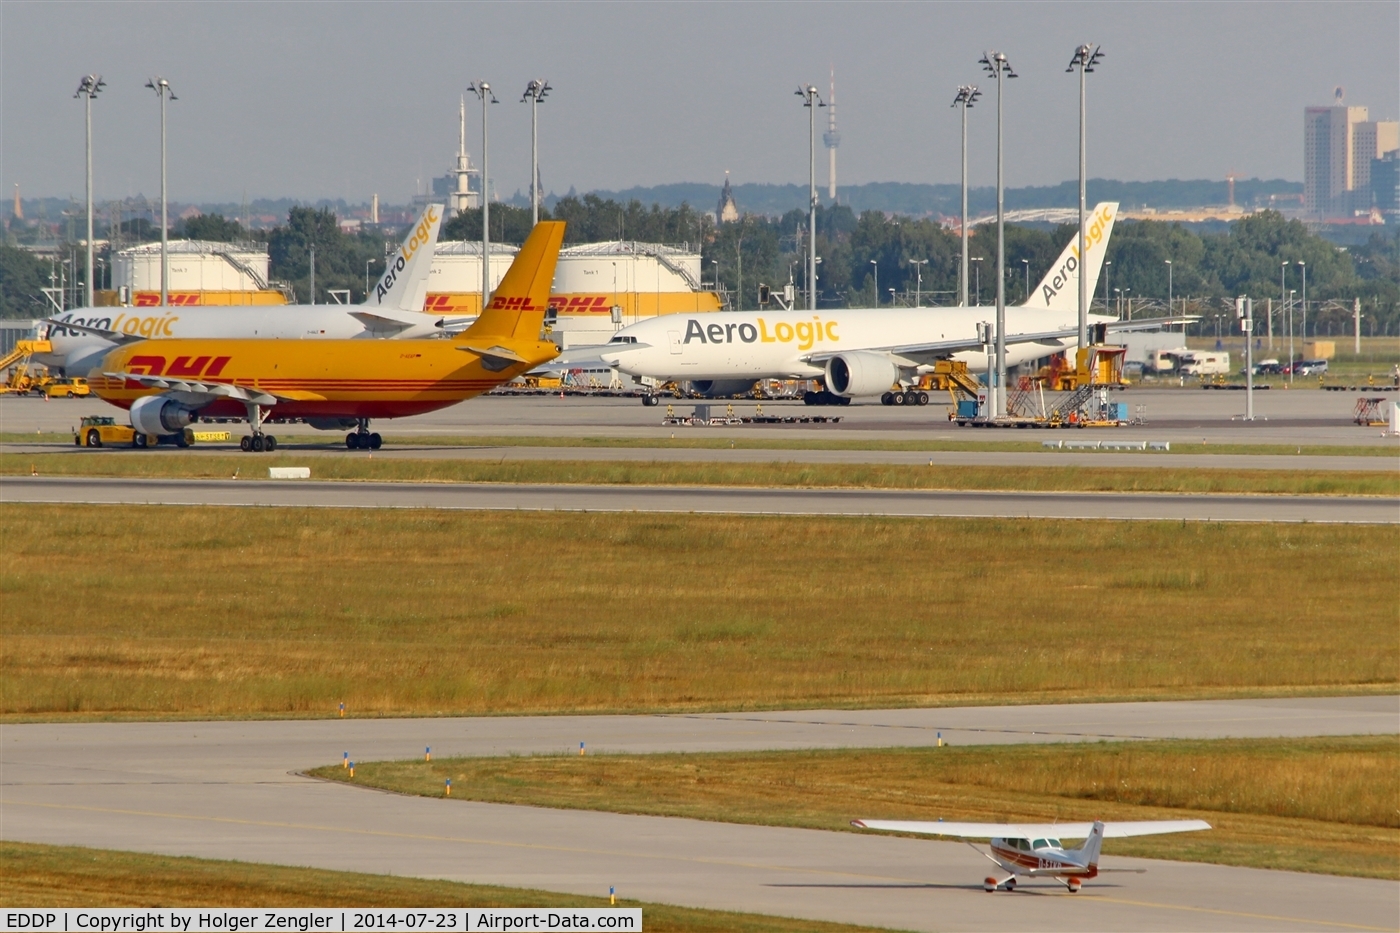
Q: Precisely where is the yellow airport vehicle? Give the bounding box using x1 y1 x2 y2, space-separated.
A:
1 339 54 395
42 377 91 399
74 415 191 449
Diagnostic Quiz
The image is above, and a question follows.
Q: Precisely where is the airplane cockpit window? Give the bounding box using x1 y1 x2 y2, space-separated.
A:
607 336 638 344
1047 839 1062 849
1031 839 1048 850
1008 839 1029 851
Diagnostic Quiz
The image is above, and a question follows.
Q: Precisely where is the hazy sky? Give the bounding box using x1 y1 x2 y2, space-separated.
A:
3 1 1396 206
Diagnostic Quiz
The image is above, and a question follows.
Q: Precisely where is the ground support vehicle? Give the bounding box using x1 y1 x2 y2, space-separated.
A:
42 378 91 399
74 415 191 449
953 341 1133 429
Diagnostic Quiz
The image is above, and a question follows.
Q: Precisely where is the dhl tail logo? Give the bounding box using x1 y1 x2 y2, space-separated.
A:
123 354 232 379
486 295 538 311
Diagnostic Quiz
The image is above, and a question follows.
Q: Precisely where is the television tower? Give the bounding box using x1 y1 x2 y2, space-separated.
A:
452 96 479 213
823 66 841 202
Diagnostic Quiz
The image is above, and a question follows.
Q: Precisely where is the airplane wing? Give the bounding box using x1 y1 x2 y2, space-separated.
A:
804 318 1197 368
348 309 438 334
44 318 143 345
100 372 321 405
850 819 1212 839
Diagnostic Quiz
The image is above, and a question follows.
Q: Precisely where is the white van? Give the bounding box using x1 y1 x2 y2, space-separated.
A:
1146 347 1190 374
1178 351 1231 376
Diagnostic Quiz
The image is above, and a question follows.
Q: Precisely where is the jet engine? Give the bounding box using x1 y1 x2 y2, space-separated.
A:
688 379 757 398
129 396 199 436
824 352 899 398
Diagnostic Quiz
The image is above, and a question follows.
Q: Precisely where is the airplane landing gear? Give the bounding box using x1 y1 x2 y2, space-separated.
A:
240 402 277 452
346 418 381 450
1065 878 1081 893
984 874 1018 892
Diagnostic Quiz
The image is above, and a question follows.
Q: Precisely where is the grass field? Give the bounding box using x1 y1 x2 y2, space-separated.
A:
2 505 1394 719
3 452 1395 496
309 737 1400 880
0 842 876 931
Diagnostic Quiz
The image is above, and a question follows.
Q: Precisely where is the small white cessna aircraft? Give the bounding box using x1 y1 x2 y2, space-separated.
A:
850 818 1211 893
40 203 449 377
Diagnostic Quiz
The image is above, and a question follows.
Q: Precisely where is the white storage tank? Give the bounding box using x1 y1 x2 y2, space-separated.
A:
112 240 270 291
554 241 703 293
428 241 520 294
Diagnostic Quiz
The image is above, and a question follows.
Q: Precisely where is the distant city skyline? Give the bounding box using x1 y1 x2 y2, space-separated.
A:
3 2 1396 204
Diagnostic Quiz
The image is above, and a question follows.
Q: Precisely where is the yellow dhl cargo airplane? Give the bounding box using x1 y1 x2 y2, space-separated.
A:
91 221 565 451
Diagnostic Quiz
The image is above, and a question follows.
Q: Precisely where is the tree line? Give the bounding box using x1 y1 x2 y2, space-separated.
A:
3 199 1396 336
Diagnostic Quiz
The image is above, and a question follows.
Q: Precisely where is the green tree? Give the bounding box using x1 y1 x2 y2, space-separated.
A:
267 207 391 303
176 213 246 242
0 246 54 319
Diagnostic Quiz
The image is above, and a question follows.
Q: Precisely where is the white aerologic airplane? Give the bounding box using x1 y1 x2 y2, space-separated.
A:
40 204 448 378
850 818 1211 893
591 202 1143 404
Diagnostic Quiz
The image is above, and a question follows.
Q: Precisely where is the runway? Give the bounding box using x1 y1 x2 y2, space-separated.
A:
3 698 1396 933
4 475 1396 523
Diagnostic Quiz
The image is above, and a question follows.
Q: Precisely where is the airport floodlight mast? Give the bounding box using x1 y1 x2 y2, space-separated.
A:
1297 261 1307 348
1066 43 1102 351
74 74 104 309
145 77 175 307
520 79 550 225
796 83 824 311
870 259 878 306
909 258 927 308
951 85 980 308
979 50 1015 417
468 81 498 306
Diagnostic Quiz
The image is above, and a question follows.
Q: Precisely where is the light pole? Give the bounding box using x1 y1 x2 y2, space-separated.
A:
365 258 376 299
521 79 550 226
951 85 980 308
1288 288 1296 383
980 50 1016 417
909 258 927 308
145 77 176 307
1021 258 1030 303
1297 261 1307 348
971 257 984 306
75 74 104 308
1165 258 1173 319
1066 43 1102 351
796 83 824 311
869 258 878 306
468 81 498 307
1103 260 1111 313
1278 261 1287 351
1114 288 1122 318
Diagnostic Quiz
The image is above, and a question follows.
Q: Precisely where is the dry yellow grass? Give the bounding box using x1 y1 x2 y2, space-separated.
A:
0 842 876 932
312 737 1400 880
1 505 1394 719
2 452 1396 496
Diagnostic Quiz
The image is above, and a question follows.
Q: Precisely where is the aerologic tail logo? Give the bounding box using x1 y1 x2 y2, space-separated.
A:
1040 204 1114 307
375 206 440 303
683 316 838 351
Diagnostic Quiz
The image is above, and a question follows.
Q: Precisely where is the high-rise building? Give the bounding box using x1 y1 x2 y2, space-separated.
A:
1373 150 1400 217
1304 89 1399 216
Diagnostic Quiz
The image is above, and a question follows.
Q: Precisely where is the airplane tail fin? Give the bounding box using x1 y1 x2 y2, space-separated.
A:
458 221 565 341
1077 820 1106 869
365 203 443 312
1025 202 1118 313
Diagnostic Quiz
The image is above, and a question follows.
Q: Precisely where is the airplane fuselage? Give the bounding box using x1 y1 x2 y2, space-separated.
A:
90 335 558 420
599 306 1117 382
42 306 444 375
